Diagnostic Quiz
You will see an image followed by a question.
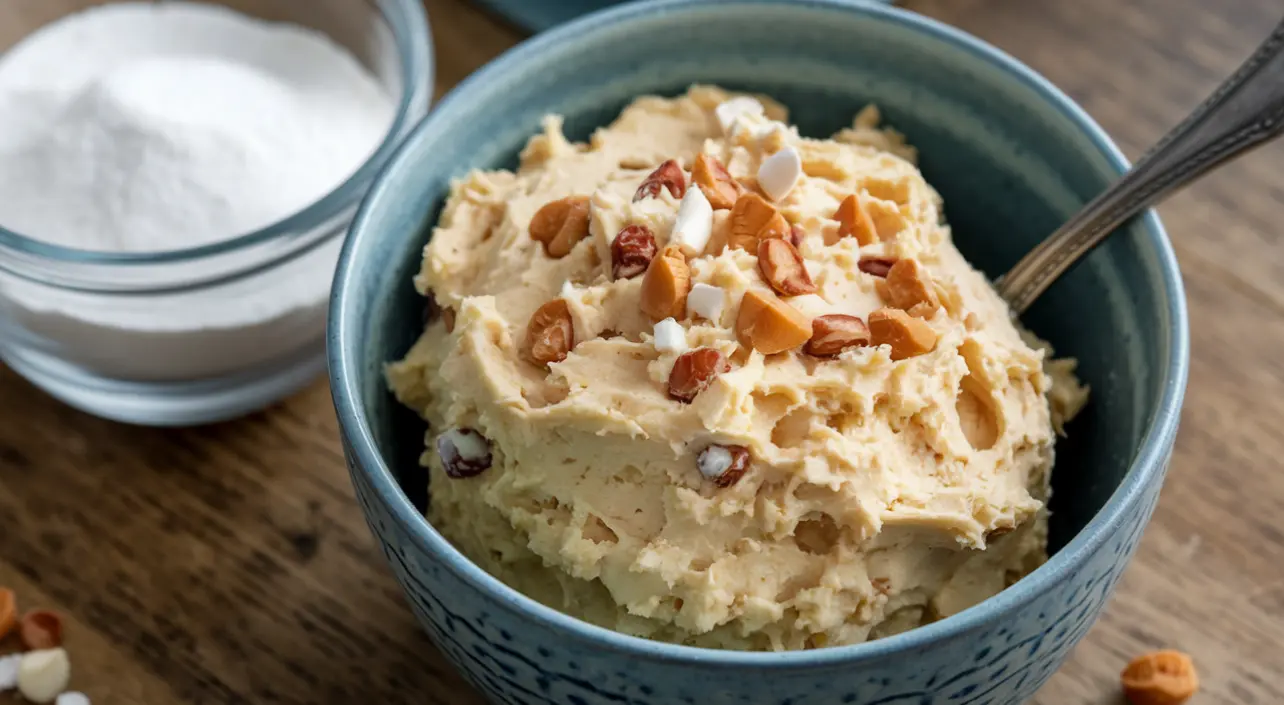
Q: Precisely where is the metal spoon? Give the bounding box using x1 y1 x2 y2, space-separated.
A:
997 17 1284 314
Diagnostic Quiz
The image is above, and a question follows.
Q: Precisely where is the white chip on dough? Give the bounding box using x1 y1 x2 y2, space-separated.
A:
757 147 802 202
17 648 70 704
560 280 576 299
697 445 734 480
787 294 831 318
715 96 765 133
443 428 489 462
669 186 713 257
653 318 687 353
57 693 91 705
0 654 20 691
687 283 725 322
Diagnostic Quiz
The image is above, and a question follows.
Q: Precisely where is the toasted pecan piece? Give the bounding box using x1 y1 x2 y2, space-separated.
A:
868 307 937 360
692 154 741 210
735 289 812 354
640 246 691 321
757 238 817 296
634 159 686 201
805 314 870 357
728 193 790 251
524 299 575 366
529 196 591 257
1121 650 1198 705
832 194 877 246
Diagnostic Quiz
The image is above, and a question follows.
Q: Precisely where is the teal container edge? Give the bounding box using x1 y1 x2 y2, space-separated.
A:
329 1 1190 703
471 0 894 34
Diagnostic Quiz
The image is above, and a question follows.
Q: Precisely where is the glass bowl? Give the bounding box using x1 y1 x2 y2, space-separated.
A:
0 0 433 426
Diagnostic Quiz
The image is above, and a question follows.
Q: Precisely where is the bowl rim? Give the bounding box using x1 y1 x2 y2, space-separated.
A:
0 0 434 265
331 0 1190 666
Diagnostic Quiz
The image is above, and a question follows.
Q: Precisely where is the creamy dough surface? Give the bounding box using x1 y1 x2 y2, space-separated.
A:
387 86 1088 651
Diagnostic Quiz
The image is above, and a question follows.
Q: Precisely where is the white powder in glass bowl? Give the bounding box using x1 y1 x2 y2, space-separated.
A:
0 2 395 381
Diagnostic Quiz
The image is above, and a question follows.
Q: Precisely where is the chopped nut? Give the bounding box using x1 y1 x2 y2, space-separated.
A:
640 246 691 321
880 258 940 315
529 195 591 257
19 610 63 651
871 577 892 595
422 291 441 326
634 159 686 201
757 147 802 201
907 302 939 319
735 289 812 354
692 153 741 210
933 279 962 316
0 587 14 641
1121 650 1198 705
788 224 805 249
757 238 817 296
696 444 750 487
857 255 898 278
442 306 456 333
833 194 878 245
668 347 730 402
611 225 658 280
436 428 493 478
728 193 790 251
805 314 870 357
868 307 938 360
524 299 575 366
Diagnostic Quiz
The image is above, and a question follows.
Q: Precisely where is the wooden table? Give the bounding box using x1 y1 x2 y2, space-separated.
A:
2 0 1282 703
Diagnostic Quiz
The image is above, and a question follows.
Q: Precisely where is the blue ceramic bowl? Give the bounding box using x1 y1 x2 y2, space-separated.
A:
470 0 892 34
329 1 1189 703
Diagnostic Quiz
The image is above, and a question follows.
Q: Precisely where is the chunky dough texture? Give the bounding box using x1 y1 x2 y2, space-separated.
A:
387 86 1087 651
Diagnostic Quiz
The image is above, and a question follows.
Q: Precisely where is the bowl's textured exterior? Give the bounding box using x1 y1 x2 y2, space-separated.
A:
329 1 1189 703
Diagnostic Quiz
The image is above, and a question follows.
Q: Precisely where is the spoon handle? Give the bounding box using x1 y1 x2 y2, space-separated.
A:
997 17 1284 314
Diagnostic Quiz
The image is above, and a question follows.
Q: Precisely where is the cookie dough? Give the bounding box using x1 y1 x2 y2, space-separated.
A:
387 86 1087 651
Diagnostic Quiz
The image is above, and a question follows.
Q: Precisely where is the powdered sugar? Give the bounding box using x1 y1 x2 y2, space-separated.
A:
0 2 392 251
0 2 395 385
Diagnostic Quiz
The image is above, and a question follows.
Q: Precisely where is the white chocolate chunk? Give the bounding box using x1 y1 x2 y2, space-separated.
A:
787 294 831 318
560 280 576 299
715 96 765 133
697 445 734 480
730 117 797 145
442 428 489 462
669 186 713 257
57 693 91 705
686 283 725 322
0 654 20 690
17 649 70 704
653 318 687 354
757 147 802 201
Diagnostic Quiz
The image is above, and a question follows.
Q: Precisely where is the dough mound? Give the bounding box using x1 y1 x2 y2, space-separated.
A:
387 86 1087 651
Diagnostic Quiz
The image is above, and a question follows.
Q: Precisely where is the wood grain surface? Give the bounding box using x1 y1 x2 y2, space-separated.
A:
2 0 1282 703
